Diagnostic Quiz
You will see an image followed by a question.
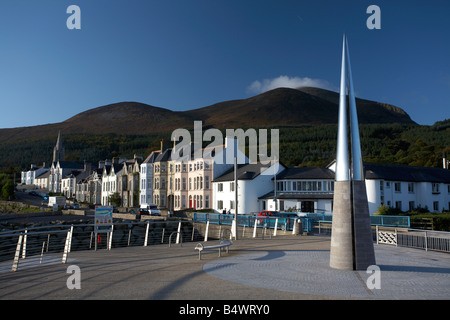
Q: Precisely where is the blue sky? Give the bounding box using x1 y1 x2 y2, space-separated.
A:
0 0 449 129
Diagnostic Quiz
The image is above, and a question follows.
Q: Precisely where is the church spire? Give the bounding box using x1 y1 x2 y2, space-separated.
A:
53 131 65 162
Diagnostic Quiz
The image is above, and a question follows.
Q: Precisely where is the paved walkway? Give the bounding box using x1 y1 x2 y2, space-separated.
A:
0 236 449 300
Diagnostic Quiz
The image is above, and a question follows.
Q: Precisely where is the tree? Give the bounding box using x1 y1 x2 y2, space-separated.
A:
109 192 121 208
1 180 15 200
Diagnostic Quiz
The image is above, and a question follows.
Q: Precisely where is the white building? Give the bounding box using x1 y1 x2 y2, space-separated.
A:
258 167 335 214
35 171 50 190
214 160 450 216
213 162 285 215
21 164 49 186
359 162 450 214
101 162 124 206
49 161 85 193
140 151 160 208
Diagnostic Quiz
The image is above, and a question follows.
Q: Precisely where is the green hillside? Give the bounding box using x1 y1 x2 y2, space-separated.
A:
1 121 448 174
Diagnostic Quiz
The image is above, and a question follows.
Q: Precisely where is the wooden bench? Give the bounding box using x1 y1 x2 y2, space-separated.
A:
194 240 232 260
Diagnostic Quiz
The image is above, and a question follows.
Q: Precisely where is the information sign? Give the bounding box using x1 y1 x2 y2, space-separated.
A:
95 205 113 233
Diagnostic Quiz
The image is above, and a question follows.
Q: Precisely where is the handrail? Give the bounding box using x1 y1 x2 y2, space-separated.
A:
168 231 183 248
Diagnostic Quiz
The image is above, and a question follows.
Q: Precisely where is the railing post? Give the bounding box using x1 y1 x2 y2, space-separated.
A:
40 241 46 264
376 225 379 244
46 234 50 252
144 221 150 247
11 234 23 272
176 221 181 244
68 225 73 253
395 228 398 247
22 229 27 259
273 218 278 236
204 221 210 242
253 218 257 238
108 225 113 250
62 227 73 264
424 231 428 251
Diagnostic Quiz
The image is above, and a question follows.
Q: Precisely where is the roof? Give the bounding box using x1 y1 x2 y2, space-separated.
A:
35 170 50 179
155 148 172 162
213 162 275 182
276 167 335 180
57 161 85 169
364 162 450 183
143 151 160 164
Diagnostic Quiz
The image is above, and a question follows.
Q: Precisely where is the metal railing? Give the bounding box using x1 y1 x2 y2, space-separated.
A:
376 226 450 253
0 220 199 272
192 212 410 234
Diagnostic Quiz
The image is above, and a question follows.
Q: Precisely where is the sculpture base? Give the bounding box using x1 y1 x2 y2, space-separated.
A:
329 180 376 270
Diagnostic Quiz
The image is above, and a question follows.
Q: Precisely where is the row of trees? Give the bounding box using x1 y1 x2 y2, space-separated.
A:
0 121 448 172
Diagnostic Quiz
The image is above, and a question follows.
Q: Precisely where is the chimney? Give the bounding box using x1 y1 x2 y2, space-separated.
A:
160 139 168 153
84 160 92 173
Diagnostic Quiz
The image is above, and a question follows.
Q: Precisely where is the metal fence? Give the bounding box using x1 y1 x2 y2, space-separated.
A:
0 220 199 272
192 212 410 233
376 226 450 253
192 212 313 234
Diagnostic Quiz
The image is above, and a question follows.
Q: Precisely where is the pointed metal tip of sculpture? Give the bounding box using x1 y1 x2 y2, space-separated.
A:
335 34 350 182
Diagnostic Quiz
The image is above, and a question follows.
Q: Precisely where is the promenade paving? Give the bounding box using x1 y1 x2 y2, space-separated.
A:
0 235 449 300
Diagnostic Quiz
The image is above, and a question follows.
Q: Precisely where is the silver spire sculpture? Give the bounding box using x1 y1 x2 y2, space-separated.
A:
329 35 376 270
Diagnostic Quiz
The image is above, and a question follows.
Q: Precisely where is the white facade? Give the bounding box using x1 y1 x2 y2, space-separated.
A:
101 163 123 206
140 151 159 208
329 162 450 214
258 167 335 214
366 179 450 214
213 162 284 215
21 165 49 186
49 161 84 193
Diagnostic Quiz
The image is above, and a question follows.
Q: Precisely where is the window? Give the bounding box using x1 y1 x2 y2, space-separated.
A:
394 182 401 193
230 200 235 209
230 182 234 192
395 201 402 210
205 195 209 209
217 200 223 210
432 183 440 194
379 181 384 191
218 183 223 192
409 201 415 211
433 201 439 212
205 176 210 189
408 183 414 193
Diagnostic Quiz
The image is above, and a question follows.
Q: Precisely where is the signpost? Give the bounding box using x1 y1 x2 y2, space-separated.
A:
94 205 113 250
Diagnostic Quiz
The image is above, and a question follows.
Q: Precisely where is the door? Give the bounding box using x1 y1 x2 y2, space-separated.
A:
301 201 314 213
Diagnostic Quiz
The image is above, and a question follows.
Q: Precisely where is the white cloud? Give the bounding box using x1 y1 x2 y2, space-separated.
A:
247 75 335 94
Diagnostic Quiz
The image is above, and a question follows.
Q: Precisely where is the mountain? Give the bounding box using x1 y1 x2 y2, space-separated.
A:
0 87 416 143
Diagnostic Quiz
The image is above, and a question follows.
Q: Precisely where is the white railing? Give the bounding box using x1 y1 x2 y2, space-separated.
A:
376 226 450 253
